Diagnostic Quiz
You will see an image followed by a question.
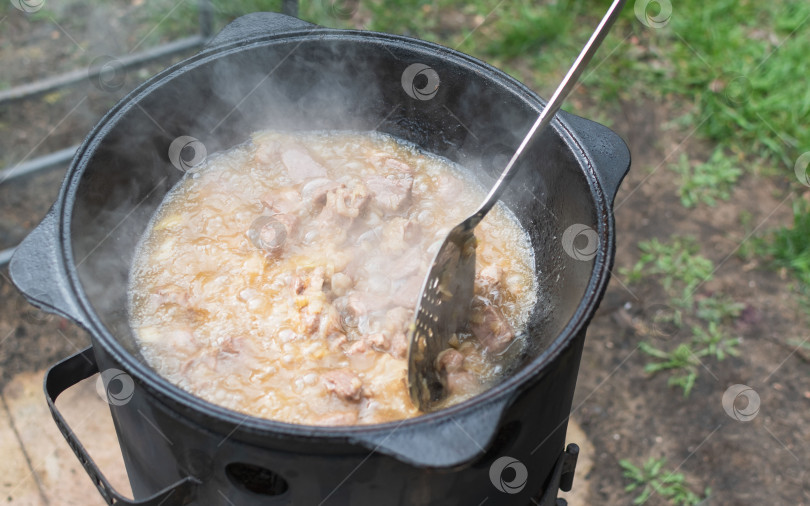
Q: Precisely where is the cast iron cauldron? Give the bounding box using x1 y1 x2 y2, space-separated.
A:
10 12 629 506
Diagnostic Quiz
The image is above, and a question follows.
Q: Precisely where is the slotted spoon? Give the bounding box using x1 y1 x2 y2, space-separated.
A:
407 0 628 411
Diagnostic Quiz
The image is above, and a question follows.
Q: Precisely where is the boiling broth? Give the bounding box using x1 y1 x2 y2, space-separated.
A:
128 131 535 425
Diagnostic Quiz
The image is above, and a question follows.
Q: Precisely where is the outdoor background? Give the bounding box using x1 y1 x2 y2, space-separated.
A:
1 0 808 504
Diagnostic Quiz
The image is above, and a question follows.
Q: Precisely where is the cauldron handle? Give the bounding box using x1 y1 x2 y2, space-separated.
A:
10 208 88 327
44 348 200 506
349 394 512 468
558 111 631 204
203 12 317 50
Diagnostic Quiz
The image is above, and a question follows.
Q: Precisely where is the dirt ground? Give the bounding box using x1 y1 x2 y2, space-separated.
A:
577 96 809 505
1 6 808 506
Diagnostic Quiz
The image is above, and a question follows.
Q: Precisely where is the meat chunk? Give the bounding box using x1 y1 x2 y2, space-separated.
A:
391 248 422 278
348 333 387 354
381 307 412 358
315 191 343 227
291 267 325 296
446 371 479 396
381 218 420 253
389 332 409 358
301 178 341 208
470 303 515 354
281 147 328 182
478 265 503 287
364 332 387 349
367 163 413 213
367 175 413 213
436 173 463 203
383 306 412 334
253 139 279 165
347 340 368 355
260 187 302 214
335 290 383 315
475 264 503 298
437 348 465 373
314 185 369 242
149 284 189 312
437 349 476 395
312 181 372 227
322 370 363 402
333 182 371 218
288 268 334 337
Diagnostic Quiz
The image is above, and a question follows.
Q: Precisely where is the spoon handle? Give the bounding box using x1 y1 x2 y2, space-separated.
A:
472 0 628 222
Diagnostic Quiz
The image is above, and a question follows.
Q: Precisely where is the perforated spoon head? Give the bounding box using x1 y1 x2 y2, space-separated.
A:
407 221 477 410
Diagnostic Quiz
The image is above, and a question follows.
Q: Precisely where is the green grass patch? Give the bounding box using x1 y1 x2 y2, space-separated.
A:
695 295 744 323
620 457 709 505
760 198 810 288
670 149 742 208
129 0 284 46
605 0 810 172
640 321 739 397
623 237 744 396
622 237 713 306
639 342 701 397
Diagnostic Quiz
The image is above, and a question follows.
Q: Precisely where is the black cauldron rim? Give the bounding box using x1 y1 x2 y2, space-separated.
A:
25 20 626 446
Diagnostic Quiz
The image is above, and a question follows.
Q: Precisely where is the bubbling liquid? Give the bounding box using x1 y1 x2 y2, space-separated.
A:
128 131 535 425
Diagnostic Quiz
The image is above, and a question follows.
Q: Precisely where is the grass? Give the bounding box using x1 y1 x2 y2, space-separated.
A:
425 0 810 179
787 338 810 351
640 322 739 397
695 295 744 323
620 457 709 505
760 199 810 288
669 149 742 208
623 236 742 396
133 0 284 45
691 322 739 361
622 237 713 307
601 0 810 172
638 342 701 397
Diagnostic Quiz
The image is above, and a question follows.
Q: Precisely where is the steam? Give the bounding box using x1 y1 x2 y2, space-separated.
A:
70 16 580 381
